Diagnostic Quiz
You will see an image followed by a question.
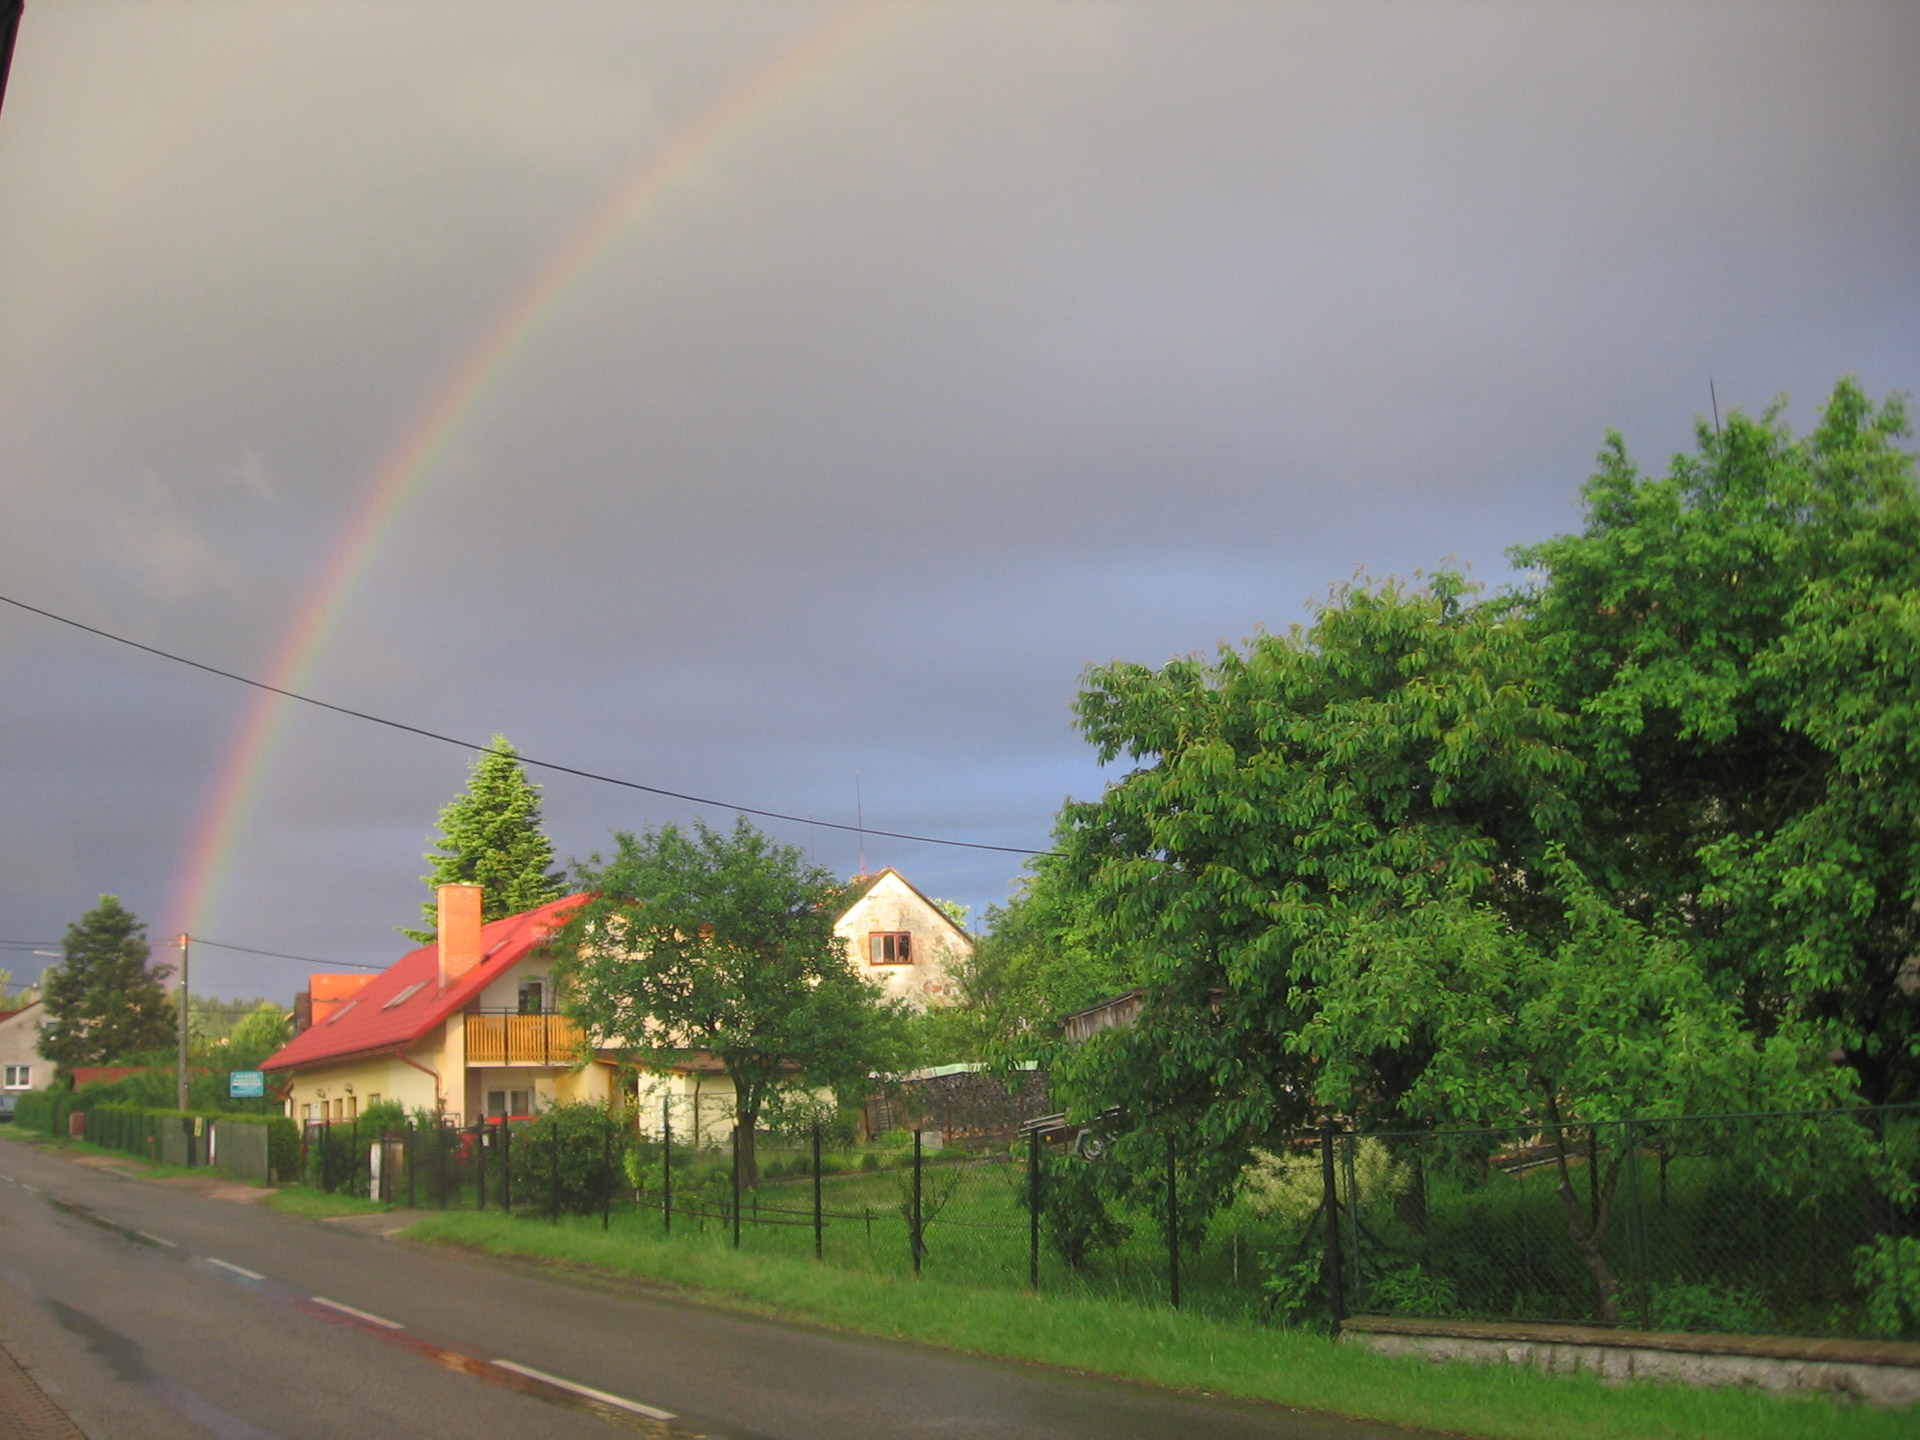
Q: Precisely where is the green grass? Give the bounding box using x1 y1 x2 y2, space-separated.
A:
403 1208 1913 1440
261 1184 392 1219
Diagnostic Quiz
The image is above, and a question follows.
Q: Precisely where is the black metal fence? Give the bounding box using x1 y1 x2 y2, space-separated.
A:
1301 1107 1920 1340
295 1101 1920 1342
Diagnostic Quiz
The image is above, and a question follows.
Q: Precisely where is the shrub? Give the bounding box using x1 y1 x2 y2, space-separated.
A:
1854 1235 1920 1339
1041 1152 1125 1269
1644 1280 1776 1334
513 1102 628 1218
14 1090 56 1132
1366 1261 1459 1318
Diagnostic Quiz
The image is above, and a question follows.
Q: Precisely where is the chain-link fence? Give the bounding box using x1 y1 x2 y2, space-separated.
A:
289 1100 1919 1342
1306 1106 1920 1340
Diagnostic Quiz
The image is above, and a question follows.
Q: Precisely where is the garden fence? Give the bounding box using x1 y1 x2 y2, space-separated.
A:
278 1100 1917 1341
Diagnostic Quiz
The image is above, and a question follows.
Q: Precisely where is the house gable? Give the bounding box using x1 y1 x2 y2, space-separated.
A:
834 869 972 1008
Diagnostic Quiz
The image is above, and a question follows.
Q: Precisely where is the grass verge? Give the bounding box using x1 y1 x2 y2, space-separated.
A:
260 1184 389 1219
403 1211 1910 1440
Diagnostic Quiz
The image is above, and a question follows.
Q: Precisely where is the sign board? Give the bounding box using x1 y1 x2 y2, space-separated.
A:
228 1069 265 1099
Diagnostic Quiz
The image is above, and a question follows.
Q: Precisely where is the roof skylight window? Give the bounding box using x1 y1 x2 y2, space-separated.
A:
382 981 426 1010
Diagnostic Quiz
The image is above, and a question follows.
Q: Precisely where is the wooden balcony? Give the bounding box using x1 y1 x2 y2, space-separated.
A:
463 1010 583 1066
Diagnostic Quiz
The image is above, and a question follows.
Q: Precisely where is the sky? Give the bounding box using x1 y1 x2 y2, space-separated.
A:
1 1 1916 1003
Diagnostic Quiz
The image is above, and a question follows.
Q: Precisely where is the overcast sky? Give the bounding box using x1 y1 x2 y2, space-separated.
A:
2 1 1915 1003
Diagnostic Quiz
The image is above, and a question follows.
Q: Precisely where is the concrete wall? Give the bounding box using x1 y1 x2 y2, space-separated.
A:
1342 1321 1920 1408
210 1120 270 1182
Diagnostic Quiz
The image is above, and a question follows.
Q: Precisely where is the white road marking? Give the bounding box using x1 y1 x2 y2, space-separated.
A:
490 1360 676 1421
310 1296 402 1329
20 1183 39 1193
205 1257 266 1281
137 1231 178 1248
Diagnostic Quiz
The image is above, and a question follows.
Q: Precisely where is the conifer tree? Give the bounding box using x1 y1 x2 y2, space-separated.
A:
404 736 561 942
41 895 177 1071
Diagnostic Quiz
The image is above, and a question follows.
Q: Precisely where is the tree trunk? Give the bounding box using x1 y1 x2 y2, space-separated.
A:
736 1102 759 1190
1546 1111 1621 1324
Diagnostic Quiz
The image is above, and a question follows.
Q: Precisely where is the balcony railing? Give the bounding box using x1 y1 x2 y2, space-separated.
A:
463 1010 583 1066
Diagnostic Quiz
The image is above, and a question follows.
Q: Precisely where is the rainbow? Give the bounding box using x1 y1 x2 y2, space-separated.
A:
168 3 894 941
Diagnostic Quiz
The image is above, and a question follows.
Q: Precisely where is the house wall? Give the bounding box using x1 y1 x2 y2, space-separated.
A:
463 1060 617 1120
473 955 557 1012
0 1003 47 1091
283 1050 439 1124
633 1069 738 1147
834 872 971 1009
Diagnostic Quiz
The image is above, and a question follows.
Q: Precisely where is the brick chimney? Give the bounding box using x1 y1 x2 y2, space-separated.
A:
437 883 484 989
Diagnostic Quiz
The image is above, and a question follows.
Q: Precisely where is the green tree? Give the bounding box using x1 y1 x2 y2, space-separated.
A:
405 735 561 942
1516 378 1920 1100
224 1003 292 1072
40 896 177 1073
554 817 909 1186
1049 573 1581 1156
917 856 1132 1067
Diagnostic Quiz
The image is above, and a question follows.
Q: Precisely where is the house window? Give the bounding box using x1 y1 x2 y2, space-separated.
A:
486 1089 533 1118
517 978 545 1014
3 1065 29 1089
869 932 913 965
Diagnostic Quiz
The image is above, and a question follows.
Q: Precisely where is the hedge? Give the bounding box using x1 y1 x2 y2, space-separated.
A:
16 1090 298 1180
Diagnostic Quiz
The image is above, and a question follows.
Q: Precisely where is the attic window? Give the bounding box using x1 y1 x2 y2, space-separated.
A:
327 998 361 1025
383 982 426 1010
869 932 912 966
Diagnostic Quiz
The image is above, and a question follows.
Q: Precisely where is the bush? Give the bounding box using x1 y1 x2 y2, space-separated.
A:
1854 1235 1920 1339
14 1090 56 1132
1041 1152 1125 1269
513 1103 628 1218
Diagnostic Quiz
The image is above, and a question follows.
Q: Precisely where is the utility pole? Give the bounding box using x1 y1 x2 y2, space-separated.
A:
176 933 190 1111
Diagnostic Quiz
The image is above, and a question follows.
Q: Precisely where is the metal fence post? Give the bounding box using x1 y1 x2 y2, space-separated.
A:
603 1115 613 1231
550 1119 561 1224
1167 1128 1181 1310
662 1098 672 1237
1321 1122 1345 1329
502 1118 513 1212
1028 1127 1041 1292
322 1115 332 1192
476 1122 487 1210
731 1123 742 1249
912 1128 923 1277
812 1120 823 1261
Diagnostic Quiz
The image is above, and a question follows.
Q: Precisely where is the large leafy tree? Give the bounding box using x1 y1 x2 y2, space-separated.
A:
554 817 909 1185
405 735 561 942
1049 574 1582 1158
41 895 177 1072
1516 378 1920 1101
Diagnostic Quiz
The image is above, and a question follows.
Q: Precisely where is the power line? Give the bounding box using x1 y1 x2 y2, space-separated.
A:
189 938 386 973
0 591 1048 858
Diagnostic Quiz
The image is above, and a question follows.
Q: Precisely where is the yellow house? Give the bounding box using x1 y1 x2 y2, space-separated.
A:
262 885 617 1125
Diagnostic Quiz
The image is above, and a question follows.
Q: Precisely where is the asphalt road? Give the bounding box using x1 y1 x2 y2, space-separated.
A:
0 1137 1428 1440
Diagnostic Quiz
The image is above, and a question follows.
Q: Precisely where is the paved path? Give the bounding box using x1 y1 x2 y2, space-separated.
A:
0 1136 1431 1440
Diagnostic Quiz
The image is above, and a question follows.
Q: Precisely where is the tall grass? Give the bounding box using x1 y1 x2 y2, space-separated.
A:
404 1207 1914 1440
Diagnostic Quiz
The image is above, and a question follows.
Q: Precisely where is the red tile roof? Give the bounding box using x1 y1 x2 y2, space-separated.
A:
261 894 584 1072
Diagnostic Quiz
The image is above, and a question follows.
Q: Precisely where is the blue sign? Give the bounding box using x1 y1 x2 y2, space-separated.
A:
228 1070 265 1099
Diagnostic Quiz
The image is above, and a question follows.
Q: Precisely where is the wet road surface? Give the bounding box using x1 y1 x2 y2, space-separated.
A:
0 1136 1440 1440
